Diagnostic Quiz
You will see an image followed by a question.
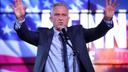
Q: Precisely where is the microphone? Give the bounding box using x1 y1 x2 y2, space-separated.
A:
60 27 70 40
60 27 78 55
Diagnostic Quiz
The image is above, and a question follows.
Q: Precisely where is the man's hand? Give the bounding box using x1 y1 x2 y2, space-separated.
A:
104 0 118 21
11 0 26 21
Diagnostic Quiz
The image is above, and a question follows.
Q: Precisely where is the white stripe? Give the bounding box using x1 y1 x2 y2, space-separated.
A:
0 39 37 57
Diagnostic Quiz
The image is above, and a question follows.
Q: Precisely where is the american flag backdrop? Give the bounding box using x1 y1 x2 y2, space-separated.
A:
0 0 128 72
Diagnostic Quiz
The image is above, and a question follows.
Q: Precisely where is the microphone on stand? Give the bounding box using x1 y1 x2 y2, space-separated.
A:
60 26 78 58
60 27 70 40
60 27 73 49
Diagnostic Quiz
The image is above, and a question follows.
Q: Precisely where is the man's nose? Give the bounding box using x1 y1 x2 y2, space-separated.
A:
58 16 63 21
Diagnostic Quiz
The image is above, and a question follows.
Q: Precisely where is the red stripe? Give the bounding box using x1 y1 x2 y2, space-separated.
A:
0 65 33 72
0 55 35 72
0 55 35 64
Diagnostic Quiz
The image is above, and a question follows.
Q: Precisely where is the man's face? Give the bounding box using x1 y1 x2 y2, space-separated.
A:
50 6 69 31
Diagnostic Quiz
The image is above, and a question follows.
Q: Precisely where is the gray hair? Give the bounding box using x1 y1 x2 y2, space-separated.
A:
50 3 69 15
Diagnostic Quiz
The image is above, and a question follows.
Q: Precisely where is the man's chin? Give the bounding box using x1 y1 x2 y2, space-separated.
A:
55 27 61 31
55 25 66 31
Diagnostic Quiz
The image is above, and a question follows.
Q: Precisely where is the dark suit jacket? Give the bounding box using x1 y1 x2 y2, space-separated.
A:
15 20 113 72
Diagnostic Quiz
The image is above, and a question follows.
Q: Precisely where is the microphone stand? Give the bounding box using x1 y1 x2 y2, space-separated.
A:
60 31 78 72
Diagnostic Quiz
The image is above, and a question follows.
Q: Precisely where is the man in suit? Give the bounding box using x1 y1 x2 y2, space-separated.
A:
11 0 117 72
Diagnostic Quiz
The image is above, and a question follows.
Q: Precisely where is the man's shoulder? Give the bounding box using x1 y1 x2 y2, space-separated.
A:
37 27 54 35
69 24 83 29
37 27 50 31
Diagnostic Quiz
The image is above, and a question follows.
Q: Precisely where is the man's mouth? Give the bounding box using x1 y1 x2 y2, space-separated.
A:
58 22 63 24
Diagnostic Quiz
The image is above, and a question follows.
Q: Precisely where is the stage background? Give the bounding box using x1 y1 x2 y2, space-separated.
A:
0 0 128 72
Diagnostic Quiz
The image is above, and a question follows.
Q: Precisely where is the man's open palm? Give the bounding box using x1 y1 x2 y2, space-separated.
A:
11 0 26 21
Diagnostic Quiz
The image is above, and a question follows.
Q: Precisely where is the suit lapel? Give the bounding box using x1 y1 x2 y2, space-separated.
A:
47 28 54 48
40 28 54 72
45 28 54 60
67 27 75 45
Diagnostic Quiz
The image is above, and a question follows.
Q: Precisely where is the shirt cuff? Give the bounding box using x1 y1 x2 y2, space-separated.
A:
15 19 25 29
103 19 113 28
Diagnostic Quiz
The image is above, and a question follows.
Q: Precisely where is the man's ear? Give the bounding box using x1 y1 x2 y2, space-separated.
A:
67 16 70 22
68 16 70 20
49 16 52 22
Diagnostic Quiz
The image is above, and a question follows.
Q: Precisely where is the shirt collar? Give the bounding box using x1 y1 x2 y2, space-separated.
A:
53 27 60 36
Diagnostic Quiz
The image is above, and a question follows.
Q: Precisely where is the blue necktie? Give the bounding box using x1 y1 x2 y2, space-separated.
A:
59 33 69 72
